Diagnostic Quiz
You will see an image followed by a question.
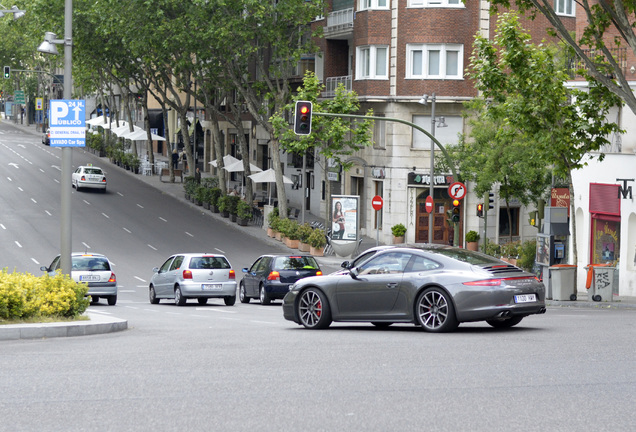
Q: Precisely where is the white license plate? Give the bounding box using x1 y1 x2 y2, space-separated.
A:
202 284 222 290
80 275 100 282
514 294 537 303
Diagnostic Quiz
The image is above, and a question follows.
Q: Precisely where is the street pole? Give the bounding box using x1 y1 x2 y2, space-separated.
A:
428 94 436 244
60 0 73 275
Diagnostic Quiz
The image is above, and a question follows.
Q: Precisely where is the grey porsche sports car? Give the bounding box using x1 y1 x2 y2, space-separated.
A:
282 244 546 332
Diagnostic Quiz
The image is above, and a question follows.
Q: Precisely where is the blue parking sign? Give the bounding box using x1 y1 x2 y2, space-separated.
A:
49 99 86 147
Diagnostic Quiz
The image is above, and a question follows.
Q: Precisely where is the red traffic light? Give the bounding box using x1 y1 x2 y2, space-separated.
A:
294 101 312 135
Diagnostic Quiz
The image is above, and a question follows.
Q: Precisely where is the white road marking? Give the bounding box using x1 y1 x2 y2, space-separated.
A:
18 187 23 191
134 276 146 282
102 213 109 218
45 210 52 216
83 200 91 205
0 224 5 229
122 227 131 233
31 198 37 203
148 244 157 250
31 258 40 265
185 231 193 237
82 242 91 249
215 248 226 254
15 241 22 248
137 204 143 208
117 192 124 196
250 320 278 325
195 307 237 314
159 217 167 222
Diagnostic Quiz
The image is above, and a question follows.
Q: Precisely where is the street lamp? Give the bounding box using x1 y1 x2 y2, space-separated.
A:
37 0 74 275
418 93 447 244
0 5 25 19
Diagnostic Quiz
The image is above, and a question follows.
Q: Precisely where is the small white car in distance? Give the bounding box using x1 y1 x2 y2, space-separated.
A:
72 165 107 192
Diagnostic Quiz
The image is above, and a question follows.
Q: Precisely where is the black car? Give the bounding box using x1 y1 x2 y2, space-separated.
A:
42 128 50 145
282 245 546 332
240 254 322 304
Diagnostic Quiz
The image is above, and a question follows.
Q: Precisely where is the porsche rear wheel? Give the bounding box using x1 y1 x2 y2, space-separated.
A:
416 288 458 333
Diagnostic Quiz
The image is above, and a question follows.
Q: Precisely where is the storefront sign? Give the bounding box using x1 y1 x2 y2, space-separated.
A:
408 172 453 186
551 188 570 216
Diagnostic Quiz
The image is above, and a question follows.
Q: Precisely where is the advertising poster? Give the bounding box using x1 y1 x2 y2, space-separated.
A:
331 195 358 241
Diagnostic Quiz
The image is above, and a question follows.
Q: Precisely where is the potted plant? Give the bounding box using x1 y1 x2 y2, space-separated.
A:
208 187 222 213
297 223 314 252
217 195 230 218
308 228 327 256
465 230 480 251
129 155 141 174
227 195 240 222
194 185 206 206
267 208 280 237
279 219 300 248
391 223 407 244
236 200 253 226
183 177 198 200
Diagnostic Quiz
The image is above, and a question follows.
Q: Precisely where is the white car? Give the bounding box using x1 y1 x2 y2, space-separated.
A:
72 165 107 192
149 253 237 306
41 253 118 305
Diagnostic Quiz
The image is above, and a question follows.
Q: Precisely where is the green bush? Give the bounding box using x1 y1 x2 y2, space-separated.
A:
391 223 406 237
308 229 327 249
208 187 222 207
297 223 314 243
517 239 537 271
465 230 480 242
0 269 89 321
278 218 300 240
217 195 229 213
184 177 198 196
267 207 280 229
227 195 240 215
237 200 253 220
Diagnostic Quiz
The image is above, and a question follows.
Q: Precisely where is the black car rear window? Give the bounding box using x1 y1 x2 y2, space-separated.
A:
274 256 319 270
72 256 110 271
189 256 230 270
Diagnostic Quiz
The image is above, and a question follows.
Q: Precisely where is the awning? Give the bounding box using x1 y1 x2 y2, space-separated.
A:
121 129 166 141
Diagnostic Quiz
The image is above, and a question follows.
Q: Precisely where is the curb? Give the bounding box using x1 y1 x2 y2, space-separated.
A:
0 313 128 341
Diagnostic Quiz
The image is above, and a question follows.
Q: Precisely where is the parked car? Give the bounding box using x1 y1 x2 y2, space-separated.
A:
149 253 237 306
240 254 322 305
41 253 118 305
72 165 107 192
282 245 546 332
42 128 50 145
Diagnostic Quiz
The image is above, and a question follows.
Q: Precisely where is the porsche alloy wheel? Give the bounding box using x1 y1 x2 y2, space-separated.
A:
416 288 458 333
297 288 332 329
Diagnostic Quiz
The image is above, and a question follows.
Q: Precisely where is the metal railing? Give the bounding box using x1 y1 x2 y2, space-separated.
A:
323 75 352 97
567 48 627 78
324 8 354 35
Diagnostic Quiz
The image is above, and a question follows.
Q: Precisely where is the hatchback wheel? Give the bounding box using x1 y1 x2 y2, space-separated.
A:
224 296 236 306
174 286 186 306
91 296 100 304
239 282 250 304
107 295 117 306
149 286 159 304
259 284 271 305
297 288 332 329
197 298 208 305
415 288 458 333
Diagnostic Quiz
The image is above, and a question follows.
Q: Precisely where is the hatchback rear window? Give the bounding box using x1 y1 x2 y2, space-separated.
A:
274 256 319 270
72 256 110 271
189 256 230 270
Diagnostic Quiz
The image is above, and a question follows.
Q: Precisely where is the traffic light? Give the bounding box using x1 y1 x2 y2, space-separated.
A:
488 192 495 210
528 211 537 227
476 203 483 217
294 100 312 135
3 66 9 79
451 199 460 223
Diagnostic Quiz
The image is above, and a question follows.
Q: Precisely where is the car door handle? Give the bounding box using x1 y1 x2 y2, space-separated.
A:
386 283 398 289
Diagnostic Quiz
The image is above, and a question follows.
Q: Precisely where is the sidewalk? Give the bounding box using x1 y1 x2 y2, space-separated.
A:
1 119 634 341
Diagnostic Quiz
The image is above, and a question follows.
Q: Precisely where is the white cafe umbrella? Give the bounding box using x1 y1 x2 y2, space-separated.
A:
112 124 143 137
248 168 292 205
86 115 108 126
120 128 166 141
99 120 126 130
209 154 240 168
224 159 262 174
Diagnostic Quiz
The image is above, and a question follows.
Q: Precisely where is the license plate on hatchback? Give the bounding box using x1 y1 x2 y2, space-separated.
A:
80 275 100 282
202 284 222 290
514 294 537 303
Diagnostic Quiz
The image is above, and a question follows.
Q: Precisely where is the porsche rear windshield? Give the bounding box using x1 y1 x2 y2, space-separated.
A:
428 248 503 266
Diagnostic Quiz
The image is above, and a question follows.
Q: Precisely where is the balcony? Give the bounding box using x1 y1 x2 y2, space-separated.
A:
567 47 627 79
323 75 352 97
324 8 354 39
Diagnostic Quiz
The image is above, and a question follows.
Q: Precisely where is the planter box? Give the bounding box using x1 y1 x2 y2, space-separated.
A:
284 238 299 249
275 232 282 241
230 214 237 222
310 246 324 257
267 228 276 238
221 211 230 218
237 217 249 226
298 242 310 252
210 205 219 214
393 236 404 244
466 241 478 251
203 202 210 210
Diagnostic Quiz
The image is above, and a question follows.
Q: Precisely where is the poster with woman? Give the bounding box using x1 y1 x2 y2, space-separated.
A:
331 195 359 241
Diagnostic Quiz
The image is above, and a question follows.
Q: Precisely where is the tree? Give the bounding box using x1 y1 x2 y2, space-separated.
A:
490 0 636 115
467 12 622 264
271 72 374 223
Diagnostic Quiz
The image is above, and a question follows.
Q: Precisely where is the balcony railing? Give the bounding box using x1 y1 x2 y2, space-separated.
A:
567 48 627 78
323 75 352 97
324 8 354 36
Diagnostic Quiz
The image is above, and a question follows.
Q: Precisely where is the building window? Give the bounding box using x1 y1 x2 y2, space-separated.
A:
407 44 463 79
409 0 463 8
356 45 389 80
555 0 574 16
359 0 389 11
499 207 520 237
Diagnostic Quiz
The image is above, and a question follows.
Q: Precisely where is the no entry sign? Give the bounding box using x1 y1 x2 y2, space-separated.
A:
372 195 383 211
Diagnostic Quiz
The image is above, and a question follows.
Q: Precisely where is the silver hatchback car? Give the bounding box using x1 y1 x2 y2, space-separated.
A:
149 253 237 306
41 253 118 305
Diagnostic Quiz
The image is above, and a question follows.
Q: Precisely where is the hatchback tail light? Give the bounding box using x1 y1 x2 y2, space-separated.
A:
108 273 116 283
229 269 235 280
316 271 322 276
267 271 280 281
102 177 107 183
81 175 86 181
183 270 193 279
